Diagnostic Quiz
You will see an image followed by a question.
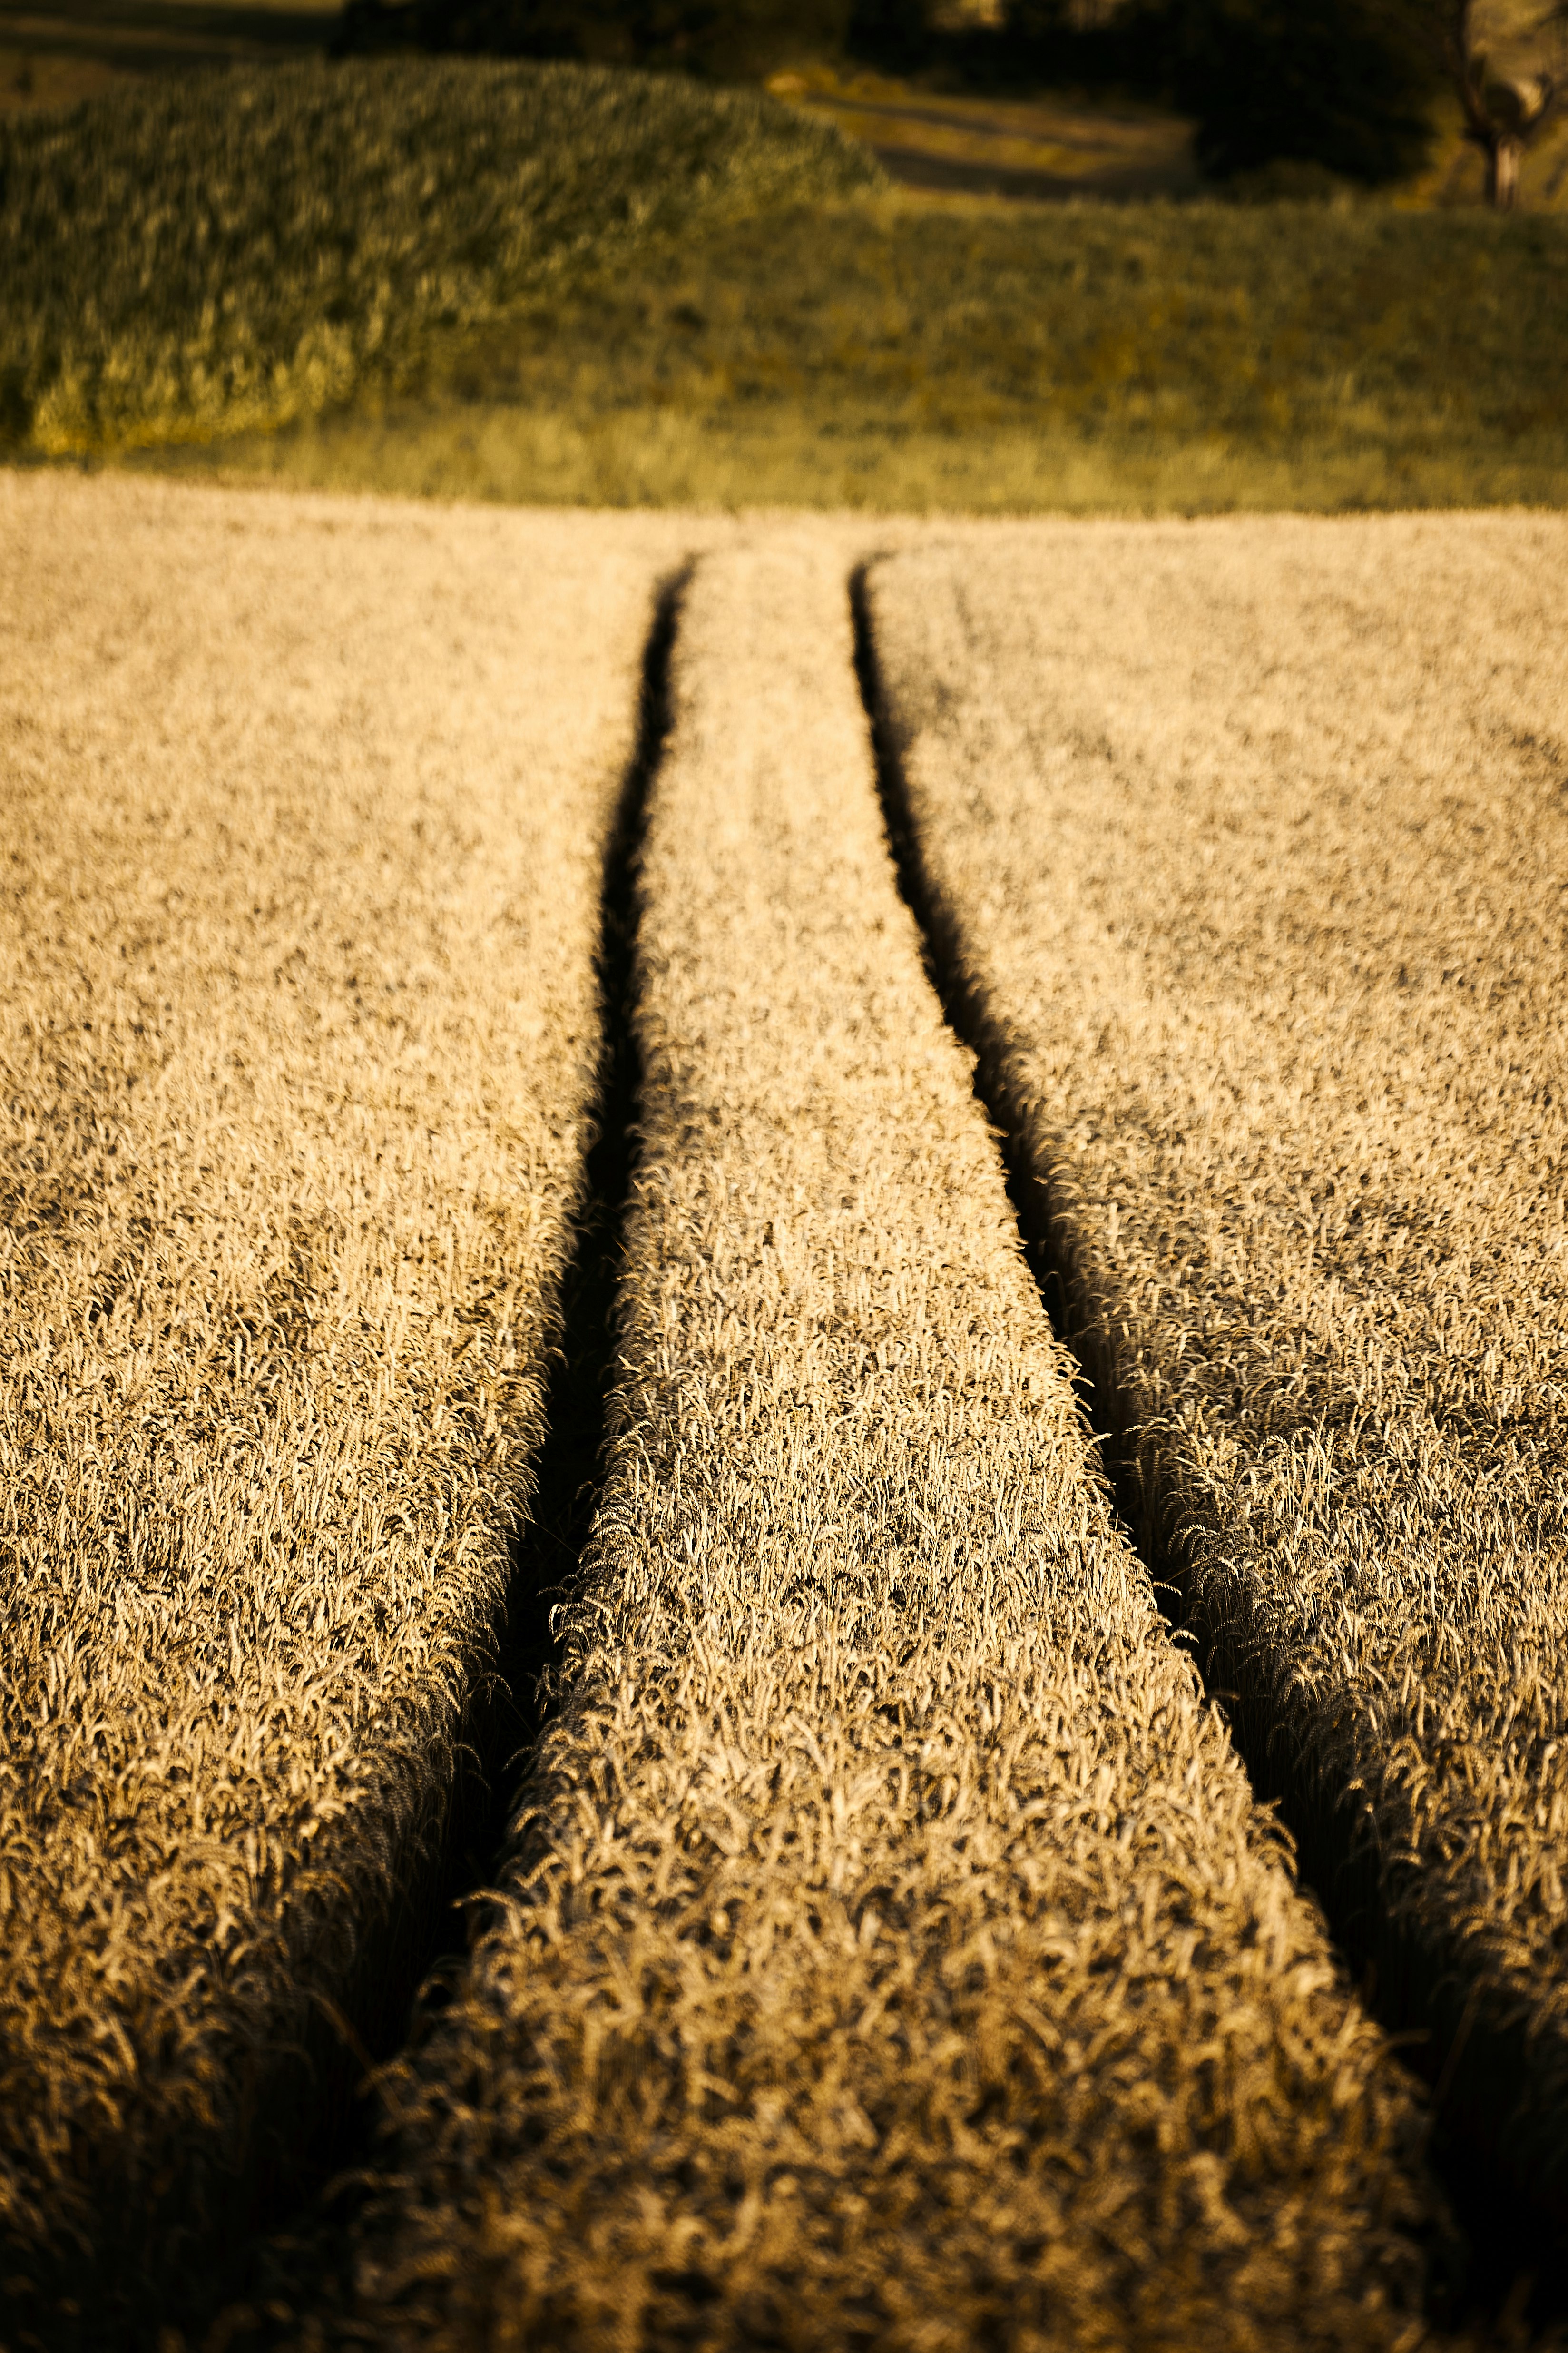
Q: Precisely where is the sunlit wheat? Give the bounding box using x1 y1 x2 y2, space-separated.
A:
328 538 1443 2353
0 471 689 2310
866 508 1568 2217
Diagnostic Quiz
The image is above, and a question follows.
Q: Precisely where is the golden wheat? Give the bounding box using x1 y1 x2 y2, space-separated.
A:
863 511 1568 2223
0 472 692 2312
321 537 1446 2353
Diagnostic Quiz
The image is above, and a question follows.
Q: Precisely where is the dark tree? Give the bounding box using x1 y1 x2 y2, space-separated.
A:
1174 0 1442 184
847 0 936 72
996 0 1172 83
336 0 854 75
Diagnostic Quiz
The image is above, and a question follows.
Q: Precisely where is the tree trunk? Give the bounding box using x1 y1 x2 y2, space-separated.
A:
1487 134 1523 209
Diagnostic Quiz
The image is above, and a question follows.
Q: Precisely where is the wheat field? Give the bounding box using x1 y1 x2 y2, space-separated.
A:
862 514 1568 2259
317 537 1442 2353
0 473 692 2324
2 478 1565 2345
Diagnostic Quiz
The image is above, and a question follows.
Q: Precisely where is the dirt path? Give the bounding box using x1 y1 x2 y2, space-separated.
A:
768 66 1199 201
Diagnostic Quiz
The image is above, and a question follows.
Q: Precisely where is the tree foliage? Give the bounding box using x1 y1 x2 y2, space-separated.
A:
990 0 1441 185
1169 0 1443 183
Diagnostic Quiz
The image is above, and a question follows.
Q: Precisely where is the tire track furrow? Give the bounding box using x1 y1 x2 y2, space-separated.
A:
332 539 1447 2353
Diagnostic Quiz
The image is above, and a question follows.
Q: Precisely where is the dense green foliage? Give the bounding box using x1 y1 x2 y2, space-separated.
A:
4 43 1564 503
0 57 879 452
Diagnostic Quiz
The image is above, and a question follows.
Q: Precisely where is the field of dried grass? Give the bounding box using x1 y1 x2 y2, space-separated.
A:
5 476 1567 2347
861 512 1568 2265
0 473 690 2329
306 540 1450 2353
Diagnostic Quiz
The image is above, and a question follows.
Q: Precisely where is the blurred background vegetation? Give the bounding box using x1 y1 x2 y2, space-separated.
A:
0 0 1563 508
332 0 1568 201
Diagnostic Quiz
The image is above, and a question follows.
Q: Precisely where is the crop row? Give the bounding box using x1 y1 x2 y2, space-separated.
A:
861 511 1568 2261
0 472 691 2333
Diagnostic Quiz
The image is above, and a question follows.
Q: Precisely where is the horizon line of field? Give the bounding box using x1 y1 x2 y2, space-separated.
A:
132 540 1525 2333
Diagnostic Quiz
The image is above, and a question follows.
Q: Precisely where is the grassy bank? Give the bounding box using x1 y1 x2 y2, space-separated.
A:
139 178 1568 512
2 54 1565 509
0 55 877 453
